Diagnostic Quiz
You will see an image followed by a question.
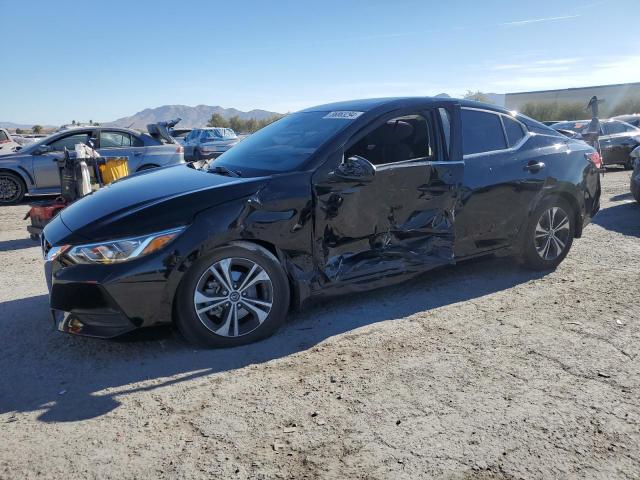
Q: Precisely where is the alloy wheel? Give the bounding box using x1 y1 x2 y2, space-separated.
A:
193 257 273 337
534 206 571 261
0 175 19 202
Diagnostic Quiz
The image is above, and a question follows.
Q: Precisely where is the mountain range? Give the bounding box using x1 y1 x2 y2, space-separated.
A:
1 95 507 131
105 105 282 129
0 105 281 131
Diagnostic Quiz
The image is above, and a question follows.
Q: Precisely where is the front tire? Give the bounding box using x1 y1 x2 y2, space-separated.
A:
521 197 575 271
0 171 26 205
175 242 290 347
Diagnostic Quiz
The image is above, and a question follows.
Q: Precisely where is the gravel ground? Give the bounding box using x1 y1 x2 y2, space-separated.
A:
0 170 638 479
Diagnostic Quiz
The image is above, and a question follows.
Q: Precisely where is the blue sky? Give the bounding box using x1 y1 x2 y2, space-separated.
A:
1 0 638 124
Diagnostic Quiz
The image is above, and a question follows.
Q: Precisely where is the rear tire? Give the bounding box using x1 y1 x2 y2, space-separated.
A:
521 197 575 271
175 242 290 348
0 171 26 205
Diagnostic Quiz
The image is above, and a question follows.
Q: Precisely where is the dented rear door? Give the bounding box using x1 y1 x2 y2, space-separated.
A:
313 158 463 285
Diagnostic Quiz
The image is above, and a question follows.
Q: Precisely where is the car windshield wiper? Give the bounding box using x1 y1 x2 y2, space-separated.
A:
208 165 242 177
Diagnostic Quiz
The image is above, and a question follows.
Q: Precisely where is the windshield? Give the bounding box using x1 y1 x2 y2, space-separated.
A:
212 111 358 174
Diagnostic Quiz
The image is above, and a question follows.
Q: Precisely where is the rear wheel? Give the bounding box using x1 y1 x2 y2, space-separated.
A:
175 243 290 347
522 197 575 271
0 171 26 205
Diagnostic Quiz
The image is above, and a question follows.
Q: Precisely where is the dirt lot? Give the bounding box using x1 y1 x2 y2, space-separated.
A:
0 170 638 479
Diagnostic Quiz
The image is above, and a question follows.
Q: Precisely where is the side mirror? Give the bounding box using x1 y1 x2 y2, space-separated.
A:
332 155 376 182
33 145 52 155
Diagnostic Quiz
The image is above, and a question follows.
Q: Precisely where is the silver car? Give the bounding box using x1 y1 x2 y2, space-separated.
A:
0 125 184 204
183 127 240 161
0 128 21 156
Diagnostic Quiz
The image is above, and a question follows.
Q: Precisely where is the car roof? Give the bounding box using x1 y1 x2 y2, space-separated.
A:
300 97 512 114
301 97 557 134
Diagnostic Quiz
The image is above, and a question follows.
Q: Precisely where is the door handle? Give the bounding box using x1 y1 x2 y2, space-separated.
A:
523 161 545 172
133 151 143 156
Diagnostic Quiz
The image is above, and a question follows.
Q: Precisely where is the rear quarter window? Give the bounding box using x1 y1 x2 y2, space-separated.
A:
461 109 507 155
502 116 526 147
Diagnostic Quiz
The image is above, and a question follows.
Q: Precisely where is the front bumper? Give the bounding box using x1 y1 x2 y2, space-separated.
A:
53 309 136 338
44 250 178 339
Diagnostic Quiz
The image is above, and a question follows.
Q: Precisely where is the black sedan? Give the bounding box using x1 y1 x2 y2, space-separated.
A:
552 119 640 169
42 97 601 347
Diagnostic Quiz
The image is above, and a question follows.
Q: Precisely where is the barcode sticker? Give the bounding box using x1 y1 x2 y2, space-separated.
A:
323 111 364 120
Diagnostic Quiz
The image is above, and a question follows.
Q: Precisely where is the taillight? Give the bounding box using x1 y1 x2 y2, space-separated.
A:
585 151 601 169
176 146 184 153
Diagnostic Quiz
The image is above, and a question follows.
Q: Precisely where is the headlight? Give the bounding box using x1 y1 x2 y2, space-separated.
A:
66 227 185 264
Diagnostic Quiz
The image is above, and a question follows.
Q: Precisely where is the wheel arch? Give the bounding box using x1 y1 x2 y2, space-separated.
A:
549 190 583 238
0 167 30 187
170 238 301 327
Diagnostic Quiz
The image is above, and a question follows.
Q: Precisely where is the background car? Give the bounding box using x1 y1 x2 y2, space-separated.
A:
42 97 601 347
0 128 22 156
0 125 184 204
169 127 192 145
183 127 240 161
612 114 640 128
551 119 640 169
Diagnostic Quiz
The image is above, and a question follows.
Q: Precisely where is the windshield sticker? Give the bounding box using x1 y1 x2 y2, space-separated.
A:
323 111 364 120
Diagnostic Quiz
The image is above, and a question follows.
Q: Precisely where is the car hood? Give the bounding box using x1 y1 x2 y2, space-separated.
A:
55 164 267 242
0 149 30 160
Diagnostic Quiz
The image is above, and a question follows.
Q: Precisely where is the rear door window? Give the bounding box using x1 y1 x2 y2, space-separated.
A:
502 116 526 147
438 108 451 158
100 131 132 148
461 109 507 156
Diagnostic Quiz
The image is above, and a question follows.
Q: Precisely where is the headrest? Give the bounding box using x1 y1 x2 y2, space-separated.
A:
377 120 414 144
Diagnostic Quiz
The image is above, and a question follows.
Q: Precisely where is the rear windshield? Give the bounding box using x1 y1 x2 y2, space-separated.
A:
213 111 358 174
202 128 237 141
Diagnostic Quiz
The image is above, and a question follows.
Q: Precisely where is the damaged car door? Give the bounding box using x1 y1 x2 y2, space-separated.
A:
312 107 463 285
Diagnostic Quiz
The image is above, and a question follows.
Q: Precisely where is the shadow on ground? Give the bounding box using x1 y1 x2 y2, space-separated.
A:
0 238 38 252
593 198 640 237
0 257 545 423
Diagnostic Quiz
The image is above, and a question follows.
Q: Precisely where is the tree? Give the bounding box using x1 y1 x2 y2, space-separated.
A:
521 101 586 122
71 120 76 126
89 119 93 126
463 90 492 103
207 113 230 128
609 96 640 117
15 128 23 134
32 125 43 134
228 115 244 132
